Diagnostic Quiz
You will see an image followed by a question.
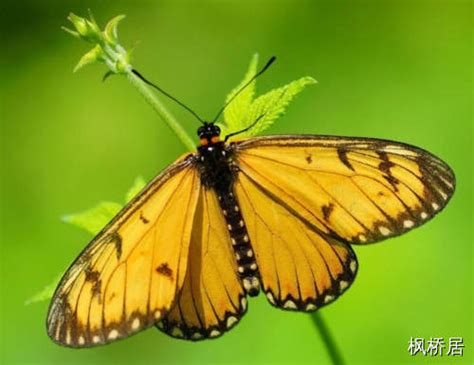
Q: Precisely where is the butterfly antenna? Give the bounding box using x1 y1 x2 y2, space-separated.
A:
131 69 205 124
211 56 276 124
224 113 265 142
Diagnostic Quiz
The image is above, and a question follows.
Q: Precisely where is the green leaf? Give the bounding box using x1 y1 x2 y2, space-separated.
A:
25 274 62 305
219 55 317 140
61 26 80 39
124 176 146 203
73 44 105 73
104 14 126 45
221 54 259 135
62 201 122 235
236 76 317 139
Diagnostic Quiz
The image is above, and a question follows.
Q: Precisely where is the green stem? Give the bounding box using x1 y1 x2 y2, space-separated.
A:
125 69 196 151
311 312 345 365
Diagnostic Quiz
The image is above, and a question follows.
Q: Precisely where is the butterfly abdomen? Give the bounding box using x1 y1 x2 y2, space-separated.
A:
197 142 261 297
218 190 260 296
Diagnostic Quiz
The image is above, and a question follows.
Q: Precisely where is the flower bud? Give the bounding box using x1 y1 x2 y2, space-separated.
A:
67 12 101 43
65 11 133 77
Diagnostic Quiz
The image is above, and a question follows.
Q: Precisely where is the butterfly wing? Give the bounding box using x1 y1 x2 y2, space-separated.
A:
233 135 455 244
157 187 247 340
232 135 454 310
235 170 357 310
47 154 201 347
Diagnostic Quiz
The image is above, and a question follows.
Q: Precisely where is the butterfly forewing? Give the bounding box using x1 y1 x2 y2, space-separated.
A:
233 135 455 245
47 154 201 347
157 186 247 340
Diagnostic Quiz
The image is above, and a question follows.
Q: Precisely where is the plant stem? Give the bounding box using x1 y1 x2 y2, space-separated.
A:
311 312 345 365
125 69 196 151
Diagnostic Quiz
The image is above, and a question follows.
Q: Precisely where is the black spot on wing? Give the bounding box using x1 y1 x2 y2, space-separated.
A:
84 267 100 283
139 212 149 224
337 147 355 171
84 267 102 302
106 232 122 260
155 263 174 280
321 203 335 221
377 151 399 191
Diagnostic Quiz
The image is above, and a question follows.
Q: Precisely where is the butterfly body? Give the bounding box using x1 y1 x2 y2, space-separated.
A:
196 124 261 296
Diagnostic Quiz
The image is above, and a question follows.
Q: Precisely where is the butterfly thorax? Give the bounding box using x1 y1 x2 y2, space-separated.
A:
195 127 261 297
196 141 234 190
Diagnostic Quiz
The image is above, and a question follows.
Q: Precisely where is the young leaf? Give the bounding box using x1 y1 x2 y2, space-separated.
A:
104 14 126 45
73 44 105 73
25 274 62 305
219 55 317 140
221 54 259 135
61 201 122 235
235 76 317 139
125 176 146 203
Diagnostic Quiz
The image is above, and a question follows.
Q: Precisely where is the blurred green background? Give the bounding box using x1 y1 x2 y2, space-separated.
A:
1 0 471 364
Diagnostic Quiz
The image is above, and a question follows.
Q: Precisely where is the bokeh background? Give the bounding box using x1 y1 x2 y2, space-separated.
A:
1 1 471 364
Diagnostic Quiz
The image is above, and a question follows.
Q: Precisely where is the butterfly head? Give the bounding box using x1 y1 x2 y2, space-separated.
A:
198 122 221 146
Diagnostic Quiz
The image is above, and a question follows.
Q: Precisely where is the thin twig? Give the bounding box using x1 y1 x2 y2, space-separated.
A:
126 69 196 151
311 312 345 365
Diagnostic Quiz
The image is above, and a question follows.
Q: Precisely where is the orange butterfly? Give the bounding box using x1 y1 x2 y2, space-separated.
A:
47 58 455 347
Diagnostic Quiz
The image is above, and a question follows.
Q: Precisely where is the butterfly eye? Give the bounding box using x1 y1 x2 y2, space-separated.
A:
197 126 206 137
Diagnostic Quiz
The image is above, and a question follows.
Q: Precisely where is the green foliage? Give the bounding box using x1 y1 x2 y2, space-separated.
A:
243 76 316 137
25 274 63 305
222 54 259 135
61 201 122 235
219 55 316 139
73 44 105 72
103 14 127 45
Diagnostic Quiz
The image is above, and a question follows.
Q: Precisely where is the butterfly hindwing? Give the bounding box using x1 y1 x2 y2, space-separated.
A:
233 135 455 245
157 186 247 340
235 171 357 311
47 154 201 347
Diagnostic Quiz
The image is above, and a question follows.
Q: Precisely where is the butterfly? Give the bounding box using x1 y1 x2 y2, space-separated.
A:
47 57 455 347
